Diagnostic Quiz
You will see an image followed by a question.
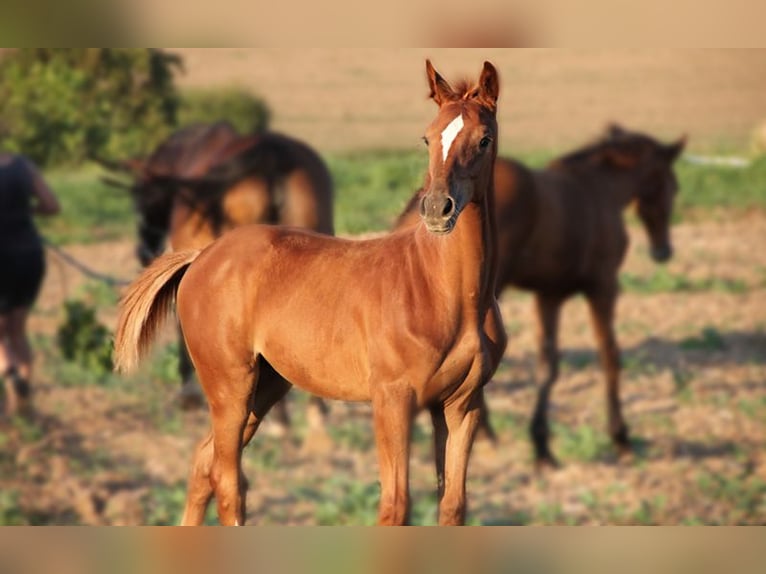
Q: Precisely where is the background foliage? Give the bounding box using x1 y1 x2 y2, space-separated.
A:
0 49 271 167
0 49 181 167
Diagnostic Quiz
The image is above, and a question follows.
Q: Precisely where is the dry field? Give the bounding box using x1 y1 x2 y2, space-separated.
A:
173 49 766 153
0 213 763 525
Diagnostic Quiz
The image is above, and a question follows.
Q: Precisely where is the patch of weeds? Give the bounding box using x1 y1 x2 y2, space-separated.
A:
738 396 766 420
410 490 439 525
314 477 380 525
504 320 524 337
621 268 748 295
489 410 527 440
622 351 658 376
11 415 44 443
630 496 665 525
246 436 284 471
143 482 217 526
0 490 27 525
56 300 114 376
561 352 593 373
680 516 706 525
680 327 727 352
328 420 374 452
535 501 565 524
672 369 695 404
554 423 612 463
608 503 628 523
148 342 181 385
73 281 120 308
696 471 766 521
579 489 599 511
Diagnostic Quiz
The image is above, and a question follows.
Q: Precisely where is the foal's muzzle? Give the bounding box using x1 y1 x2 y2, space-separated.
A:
420 194 458 234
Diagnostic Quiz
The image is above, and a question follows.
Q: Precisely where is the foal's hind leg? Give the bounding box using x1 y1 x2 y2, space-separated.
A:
180 362 292 525
529 293 564 469
177 323 205 410
586 284 631 455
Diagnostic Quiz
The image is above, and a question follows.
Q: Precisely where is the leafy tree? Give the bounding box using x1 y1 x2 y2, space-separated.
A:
0 49 182 166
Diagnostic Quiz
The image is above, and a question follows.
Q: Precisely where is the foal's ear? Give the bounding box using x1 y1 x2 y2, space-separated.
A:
661 136 687 163
477 61 500 109
606 123 627 140
426 59 457 106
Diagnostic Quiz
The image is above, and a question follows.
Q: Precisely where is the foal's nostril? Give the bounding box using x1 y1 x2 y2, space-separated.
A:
419 198 427 217
442 196 455 217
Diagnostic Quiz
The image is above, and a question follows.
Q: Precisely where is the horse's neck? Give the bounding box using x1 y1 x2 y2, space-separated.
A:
416 193 497 314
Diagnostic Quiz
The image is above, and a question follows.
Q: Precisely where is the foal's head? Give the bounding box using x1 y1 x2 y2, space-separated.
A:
419 60 499 234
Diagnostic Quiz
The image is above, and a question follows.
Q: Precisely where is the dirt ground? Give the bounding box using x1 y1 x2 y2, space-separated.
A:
1 213 764 525
172 49 766 153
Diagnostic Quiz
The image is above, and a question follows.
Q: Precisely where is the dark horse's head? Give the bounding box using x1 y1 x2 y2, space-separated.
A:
419 60 499 234
102 123 241 266
607 125 686 262
558 124 686 263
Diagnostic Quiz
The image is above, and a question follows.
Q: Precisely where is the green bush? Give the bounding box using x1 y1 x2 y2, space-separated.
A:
0 49 181 167
56 300 113 375
178 87 271 134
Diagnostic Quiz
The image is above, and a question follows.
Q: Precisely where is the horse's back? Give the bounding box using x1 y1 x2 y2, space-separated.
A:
496 163 621 295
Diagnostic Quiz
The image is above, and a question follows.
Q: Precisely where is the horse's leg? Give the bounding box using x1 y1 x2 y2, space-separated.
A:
177 323 204 410
529 293 564 469
437 388 483 525
189 357 259 526
181 362 291 525
372 383 414 525
585 284 631 455
430 404 448 502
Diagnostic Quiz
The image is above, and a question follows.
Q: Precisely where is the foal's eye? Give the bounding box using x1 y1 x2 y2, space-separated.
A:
479 136 492 150
422 136 429 146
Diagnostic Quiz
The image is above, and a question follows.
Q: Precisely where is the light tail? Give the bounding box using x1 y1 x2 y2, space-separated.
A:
113 250 201 373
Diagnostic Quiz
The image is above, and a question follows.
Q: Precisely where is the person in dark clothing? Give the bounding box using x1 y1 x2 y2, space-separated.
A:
0 152 60 416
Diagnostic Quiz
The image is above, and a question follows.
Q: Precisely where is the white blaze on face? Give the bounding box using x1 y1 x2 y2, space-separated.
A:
440 114 464 163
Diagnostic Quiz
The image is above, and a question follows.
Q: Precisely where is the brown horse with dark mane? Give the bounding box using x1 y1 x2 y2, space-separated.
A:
101 122 333 426
399 124 685 468
114 60 506 525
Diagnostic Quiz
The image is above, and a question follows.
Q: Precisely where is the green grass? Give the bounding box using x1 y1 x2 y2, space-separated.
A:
621 268 749 295
40 166 135 245
674 155 766 214
38 149 766 245
552 423 612 463
695 471 766 524
329 150 427 234
679 327 727 352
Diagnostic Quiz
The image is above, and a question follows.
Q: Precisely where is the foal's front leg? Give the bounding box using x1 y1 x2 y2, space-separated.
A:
372 383 414 525
436 388 483 526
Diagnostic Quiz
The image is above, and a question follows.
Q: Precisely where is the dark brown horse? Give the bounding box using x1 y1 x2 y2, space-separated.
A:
102 122 334 425
399 124 685 468
114 60 506 525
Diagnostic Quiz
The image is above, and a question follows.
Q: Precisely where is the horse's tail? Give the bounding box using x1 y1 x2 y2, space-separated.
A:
113 250 201 374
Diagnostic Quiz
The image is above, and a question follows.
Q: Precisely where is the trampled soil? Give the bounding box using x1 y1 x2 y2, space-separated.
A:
1 214 764 525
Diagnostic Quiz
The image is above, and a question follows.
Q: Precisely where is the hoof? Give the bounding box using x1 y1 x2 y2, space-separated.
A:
178 381 206 411
534 454 561 474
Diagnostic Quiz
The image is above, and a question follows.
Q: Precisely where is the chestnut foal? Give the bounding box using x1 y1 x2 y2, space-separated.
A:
114 60 506 525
